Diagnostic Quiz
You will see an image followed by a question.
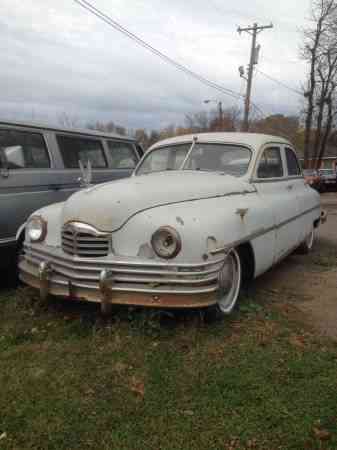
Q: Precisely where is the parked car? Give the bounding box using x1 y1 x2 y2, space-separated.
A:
0 120 143 272
19 133 325 316
318 168 337 190
303 169 323 192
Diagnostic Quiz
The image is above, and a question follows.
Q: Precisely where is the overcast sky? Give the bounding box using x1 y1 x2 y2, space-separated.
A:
0 0 311 131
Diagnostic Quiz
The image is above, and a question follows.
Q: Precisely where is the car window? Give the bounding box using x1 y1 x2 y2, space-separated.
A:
285 147 301 176
106 141 138 169
56 135 107 169
137 144 191 175
0 129 50 169
137 143 252 177
257 147 284 179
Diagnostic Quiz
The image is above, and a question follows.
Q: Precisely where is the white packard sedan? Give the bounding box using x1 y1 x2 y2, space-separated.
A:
19 133 324 315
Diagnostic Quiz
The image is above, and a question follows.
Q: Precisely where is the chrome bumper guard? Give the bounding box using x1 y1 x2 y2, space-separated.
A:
19 244 224 308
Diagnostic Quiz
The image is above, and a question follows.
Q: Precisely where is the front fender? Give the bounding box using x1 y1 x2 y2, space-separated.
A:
111 193 273 264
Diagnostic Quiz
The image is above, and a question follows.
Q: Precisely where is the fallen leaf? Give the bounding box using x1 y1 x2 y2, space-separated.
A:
313 427 331 441
182 410 194 416
130 376 145 398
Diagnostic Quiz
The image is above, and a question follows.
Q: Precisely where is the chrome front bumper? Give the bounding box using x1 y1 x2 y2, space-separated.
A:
19 244 225 308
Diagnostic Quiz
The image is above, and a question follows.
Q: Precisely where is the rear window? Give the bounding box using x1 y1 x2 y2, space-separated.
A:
106 141 138 169
0 129 50 169
285 147 301 176
57 135 107 169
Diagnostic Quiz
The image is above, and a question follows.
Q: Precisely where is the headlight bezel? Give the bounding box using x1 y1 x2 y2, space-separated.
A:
151 226 182 259
27 215 48 243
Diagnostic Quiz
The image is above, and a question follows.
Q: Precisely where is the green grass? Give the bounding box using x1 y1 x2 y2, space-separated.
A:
0 287 337 450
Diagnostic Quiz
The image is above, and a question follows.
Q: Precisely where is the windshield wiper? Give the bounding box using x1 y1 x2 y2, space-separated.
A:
180 136 198 169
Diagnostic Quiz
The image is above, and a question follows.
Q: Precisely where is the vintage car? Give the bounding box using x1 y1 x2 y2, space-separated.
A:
19 133 325 316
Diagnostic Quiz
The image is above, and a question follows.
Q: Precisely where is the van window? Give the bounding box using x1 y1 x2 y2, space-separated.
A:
106 141 138 169
285 147 301 176
57 135 107 169
0 129 50 169
257 147 284 179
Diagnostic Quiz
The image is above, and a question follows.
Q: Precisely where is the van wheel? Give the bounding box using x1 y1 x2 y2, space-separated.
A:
204 249 242 321
297 225 315 254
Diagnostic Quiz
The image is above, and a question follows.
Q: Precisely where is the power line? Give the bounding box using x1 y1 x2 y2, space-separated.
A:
256 69 303 96
73 0 243 102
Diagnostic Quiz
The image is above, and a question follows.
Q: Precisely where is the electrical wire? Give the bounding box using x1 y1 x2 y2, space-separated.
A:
73 0 246 102
256 69 303 96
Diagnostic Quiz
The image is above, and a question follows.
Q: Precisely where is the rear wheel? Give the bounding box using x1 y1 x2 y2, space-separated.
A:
297 225 315 254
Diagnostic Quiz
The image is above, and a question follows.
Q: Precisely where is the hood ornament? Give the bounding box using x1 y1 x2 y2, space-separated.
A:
78 159 92 188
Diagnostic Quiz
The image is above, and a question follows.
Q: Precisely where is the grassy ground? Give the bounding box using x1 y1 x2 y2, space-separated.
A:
1 280 337 450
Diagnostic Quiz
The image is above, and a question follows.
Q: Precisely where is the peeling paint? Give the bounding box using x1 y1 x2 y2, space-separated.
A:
176 216 184 226
206 236 218 253
137 243 155 259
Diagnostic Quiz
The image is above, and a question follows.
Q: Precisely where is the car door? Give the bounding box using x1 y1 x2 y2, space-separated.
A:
0 127 62 243
284 146 320 243
254 145 300 263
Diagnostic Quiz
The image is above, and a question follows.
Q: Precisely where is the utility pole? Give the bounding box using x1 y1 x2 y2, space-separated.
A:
218 101 223 130
238 22 273 131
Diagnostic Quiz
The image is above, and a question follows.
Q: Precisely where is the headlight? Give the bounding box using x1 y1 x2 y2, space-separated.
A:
27 215 48 242
151 226 181 259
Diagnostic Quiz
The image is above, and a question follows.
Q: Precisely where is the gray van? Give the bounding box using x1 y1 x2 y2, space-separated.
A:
0 120 143 271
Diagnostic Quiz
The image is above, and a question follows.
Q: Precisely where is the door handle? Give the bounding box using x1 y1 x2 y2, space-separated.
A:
286 184 293 191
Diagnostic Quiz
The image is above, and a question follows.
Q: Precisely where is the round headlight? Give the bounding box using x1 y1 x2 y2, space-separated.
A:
151 226 181 259
27 216 47 242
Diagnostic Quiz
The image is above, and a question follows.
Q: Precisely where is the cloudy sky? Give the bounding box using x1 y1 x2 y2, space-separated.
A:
0 0 310 131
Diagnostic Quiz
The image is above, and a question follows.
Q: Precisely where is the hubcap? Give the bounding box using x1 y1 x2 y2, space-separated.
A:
217 249 241 314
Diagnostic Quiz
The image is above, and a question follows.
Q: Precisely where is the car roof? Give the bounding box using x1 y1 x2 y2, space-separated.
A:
149 132 292 152
0 118 136 142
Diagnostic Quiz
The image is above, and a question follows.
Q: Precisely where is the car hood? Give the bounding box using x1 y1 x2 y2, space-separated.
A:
61 171 255 232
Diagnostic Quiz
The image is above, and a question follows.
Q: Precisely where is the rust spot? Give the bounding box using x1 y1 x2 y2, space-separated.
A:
207 236 218 253
176 216 184 226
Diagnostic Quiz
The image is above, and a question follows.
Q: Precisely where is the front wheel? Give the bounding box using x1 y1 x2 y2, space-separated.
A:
205 249 242 320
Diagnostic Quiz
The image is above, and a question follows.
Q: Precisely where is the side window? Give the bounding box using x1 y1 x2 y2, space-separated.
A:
285 147 301 176
0 129 50 169
56 135 107 169
257 147 284 179
106 141 138 169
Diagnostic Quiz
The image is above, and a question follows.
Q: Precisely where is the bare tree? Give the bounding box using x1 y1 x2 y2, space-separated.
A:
302 0 337 167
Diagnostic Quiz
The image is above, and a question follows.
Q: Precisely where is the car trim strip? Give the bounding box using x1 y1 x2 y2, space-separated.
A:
211 204 321 255
0 236 16 244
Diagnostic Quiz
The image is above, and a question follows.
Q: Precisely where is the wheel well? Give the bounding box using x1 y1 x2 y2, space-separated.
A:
16 228 25 252
237 242 255 285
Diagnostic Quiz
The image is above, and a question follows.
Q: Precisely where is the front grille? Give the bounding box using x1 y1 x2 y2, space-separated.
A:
61 223 110 258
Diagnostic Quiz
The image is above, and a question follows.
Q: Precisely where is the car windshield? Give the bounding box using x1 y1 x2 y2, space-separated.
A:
136 143 252 177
